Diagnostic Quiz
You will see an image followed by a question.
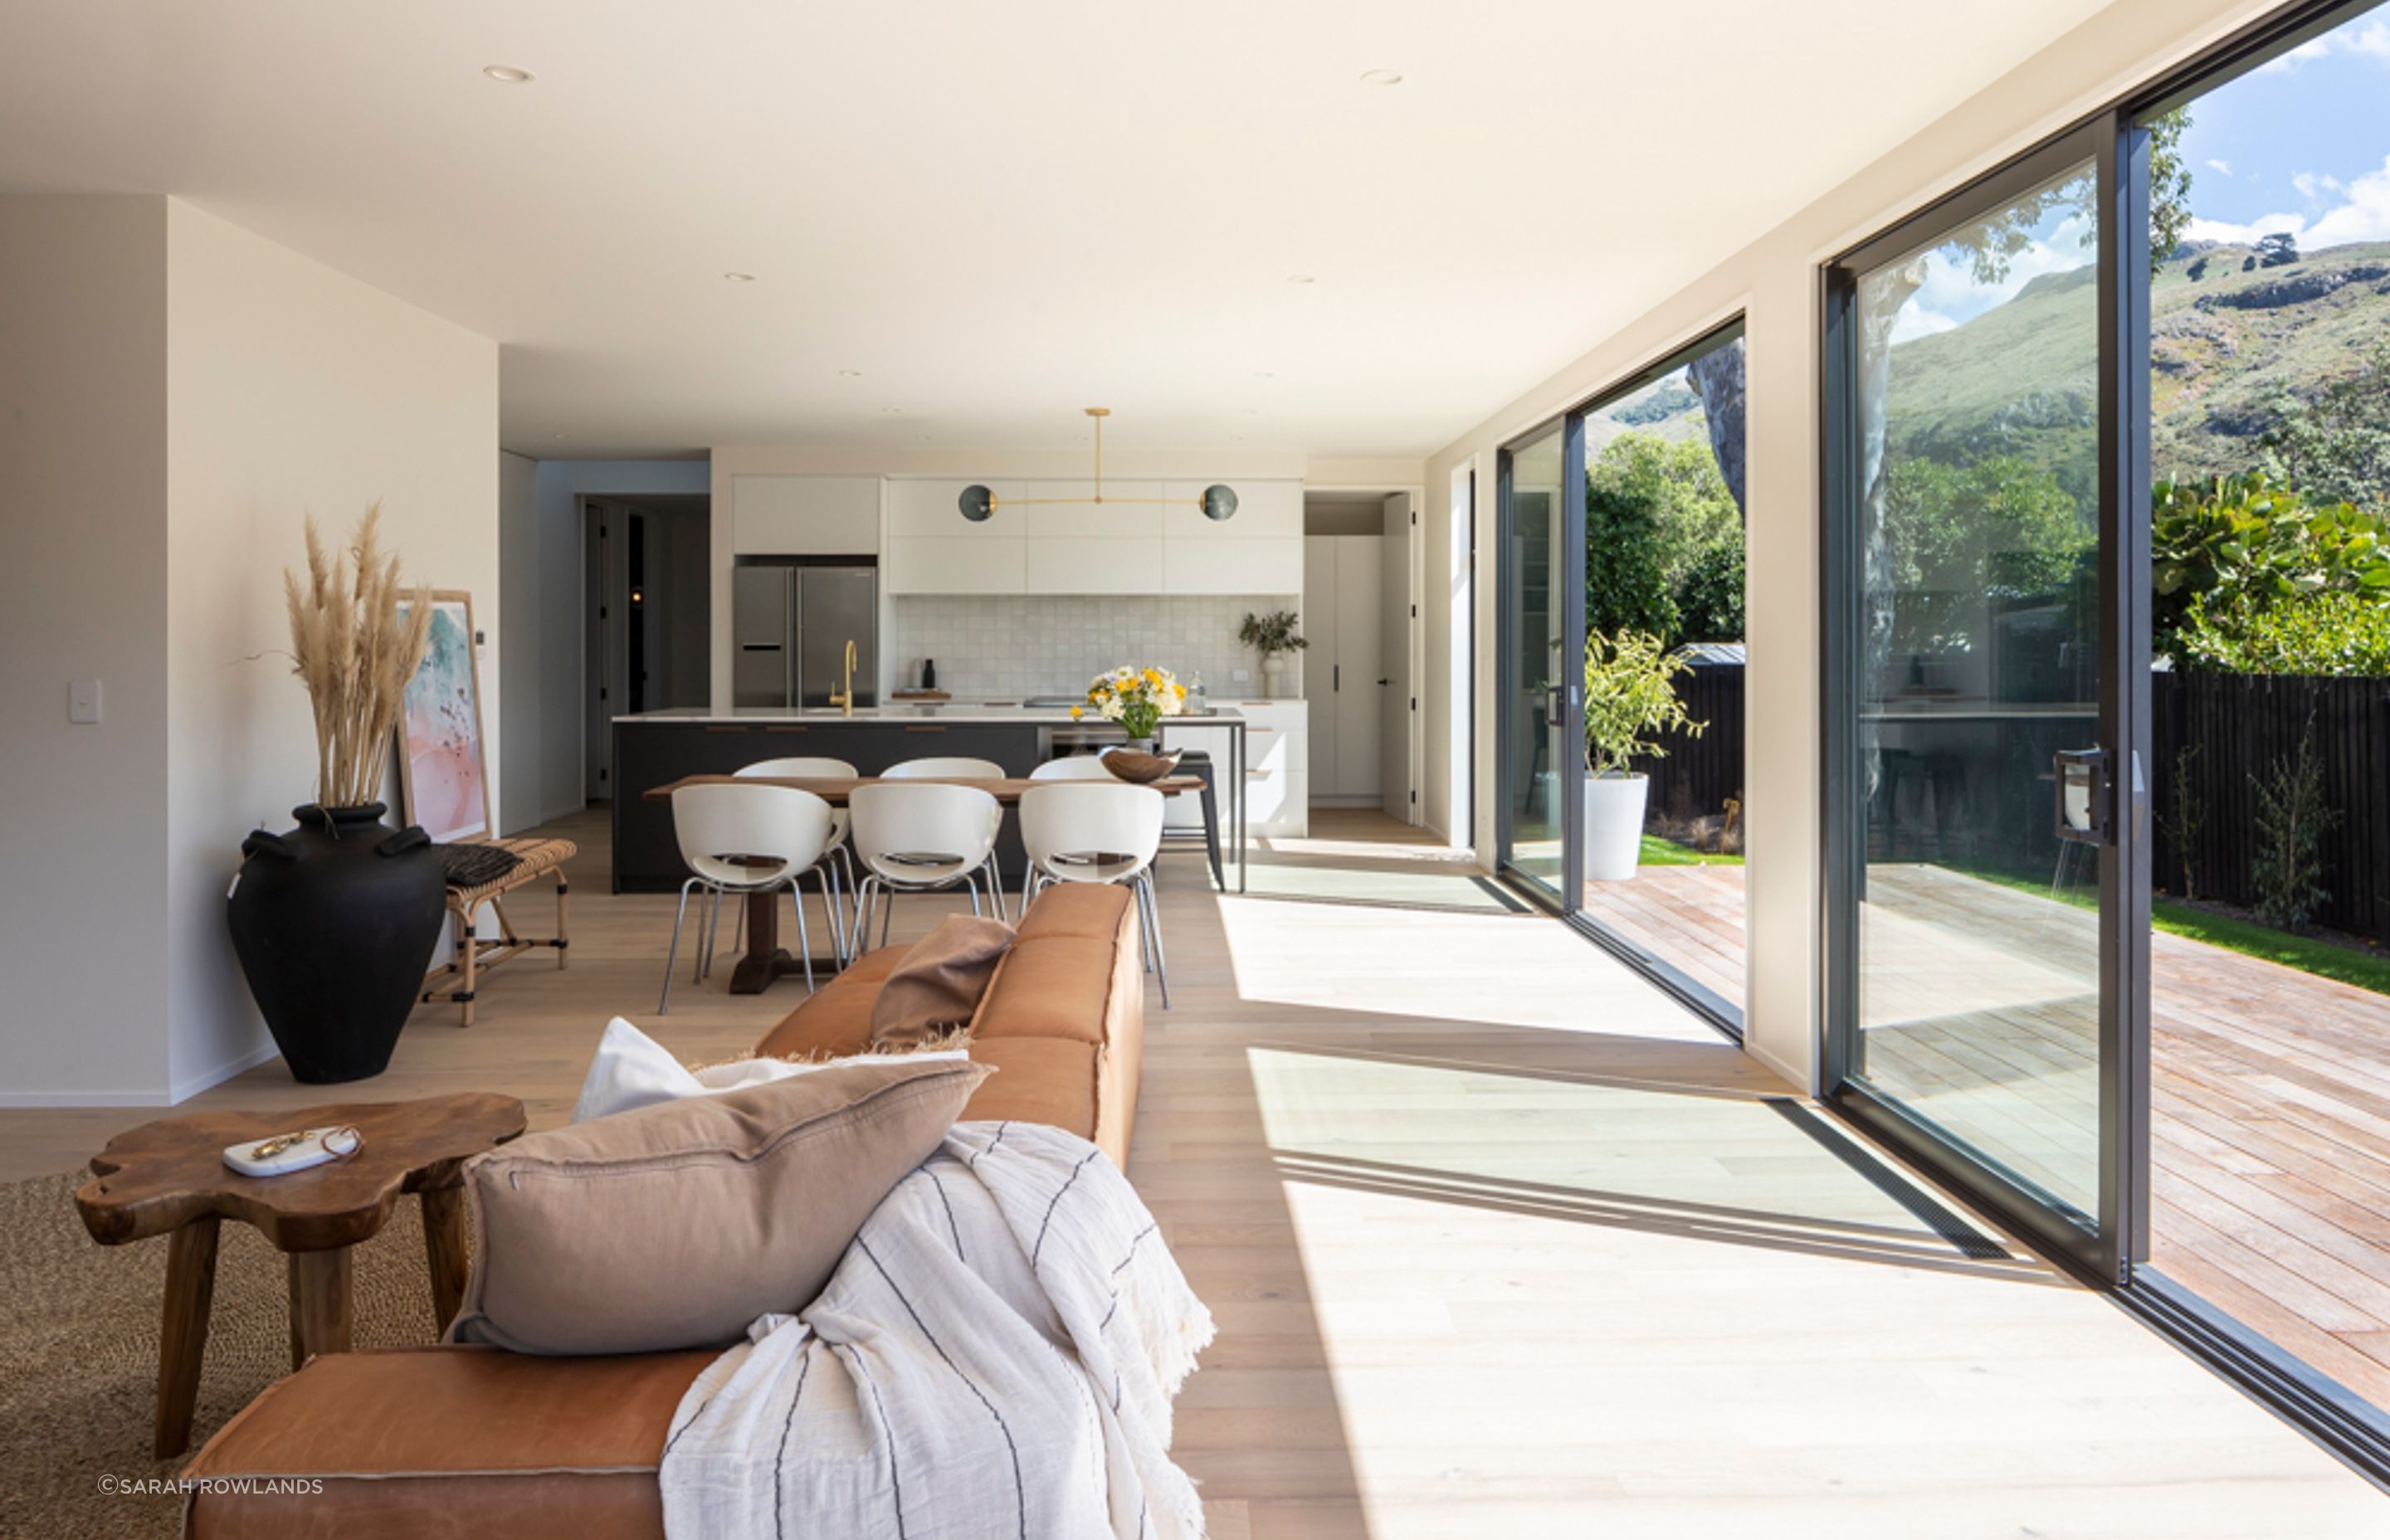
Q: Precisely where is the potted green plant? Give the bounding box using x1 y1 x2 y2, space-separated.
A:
1582 630 1703 881
1237 610 1308 699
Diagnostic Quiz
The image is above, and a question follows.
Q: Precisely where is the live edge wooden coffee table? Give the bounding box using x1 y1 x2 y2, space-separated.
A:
74 1092 526 1457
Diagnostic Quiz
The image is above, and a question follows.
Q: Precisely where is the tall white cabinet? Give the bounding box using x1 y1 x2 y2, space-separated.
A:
1303 535 1384 802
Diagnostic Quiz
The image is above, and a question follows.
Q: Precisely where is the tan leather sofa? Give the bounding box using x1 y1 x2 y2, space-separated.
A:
180 885 1145 1539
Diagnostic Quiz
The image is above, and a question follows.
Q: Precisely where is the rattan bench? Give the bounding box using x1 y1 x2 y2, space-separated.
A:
418 836 574 1026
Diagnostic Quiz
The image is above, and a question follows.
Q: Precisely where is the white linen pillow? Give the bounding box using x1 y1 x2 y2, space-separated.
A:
571 1016 967 1123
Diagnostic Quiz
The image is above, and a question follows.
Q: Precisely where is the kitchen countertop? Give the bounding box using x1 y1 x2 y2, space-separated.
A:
613 702 1265 726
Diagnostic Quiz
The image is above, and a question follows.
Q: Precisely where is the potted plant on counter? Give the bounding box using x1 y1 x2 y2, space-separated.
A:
1237 610 1307 699
227 508 448 1083
1582 629 1704 882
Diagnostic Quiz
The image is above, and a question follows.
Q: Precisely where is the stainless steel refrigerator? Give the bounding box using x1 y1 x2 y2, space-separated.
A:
732 563 878 709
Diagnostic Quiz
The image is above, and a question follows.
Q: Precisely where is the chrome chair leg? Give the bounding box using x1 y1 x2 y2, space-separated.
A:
1134 870 1170 1009
963 870 983 918
790 885 816 992
983 856 1008 923
823 860 848 967
660 877 700 1016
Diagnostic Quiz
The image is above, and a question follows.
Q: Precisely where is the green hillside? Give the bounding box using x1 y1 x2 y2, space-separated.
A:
1879 238 2390 498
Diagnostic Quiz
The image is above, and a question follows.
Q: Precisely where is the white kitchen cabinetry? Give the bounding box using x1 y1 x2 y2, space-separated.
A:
885 475 1305 596
1240 701 1308 836
1304 535 1385 802
733 475 880 555
1162 480 1301 594
1166 703 1305 840
885 479 1025 593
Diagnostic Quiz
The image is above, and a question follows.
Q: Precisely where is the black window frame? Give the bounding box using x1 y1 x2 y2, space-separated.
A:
1816 0 2390 1487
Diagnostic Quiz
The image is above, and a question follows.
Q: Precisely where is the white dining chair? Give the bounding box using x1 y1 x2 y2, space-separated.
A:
846 782 1005 953
1029 754 1119 781
882 756 1009 919
1018 781 1171 1008
660 783 836 1014
734 756 857 951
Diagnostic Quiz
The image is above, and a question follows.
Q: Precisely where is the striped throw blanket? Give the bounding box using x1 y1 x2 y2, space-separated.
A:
659 1121 1215 1540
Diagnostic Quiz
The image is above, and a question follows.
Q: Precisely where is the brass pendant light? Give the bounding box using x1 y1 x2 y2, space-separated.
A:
959 408 1238 522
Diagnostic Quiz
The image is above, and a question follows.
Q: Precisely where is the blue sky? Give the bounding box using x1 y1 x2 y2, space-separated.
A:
1893 4 2390 342
2176 8 2390 248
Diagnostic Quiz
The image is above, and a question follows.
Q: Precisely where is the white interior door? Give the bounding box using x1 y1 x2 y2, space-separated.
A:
1332 534 1382 800
1379 493 1415 821
1304 534 1337 792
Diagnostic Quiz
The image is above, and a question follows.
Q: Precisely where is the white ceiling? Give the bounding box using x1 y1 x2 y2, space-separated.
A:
0 2 2114 461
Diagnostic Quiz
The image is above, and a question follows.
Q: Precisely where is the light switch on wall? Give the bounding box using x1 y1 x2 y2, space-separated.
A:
69 679 102 724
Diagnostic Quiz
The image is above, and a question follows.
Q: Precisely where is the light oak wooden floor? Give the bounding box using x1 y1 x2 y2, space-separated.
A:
5 807 2383 1535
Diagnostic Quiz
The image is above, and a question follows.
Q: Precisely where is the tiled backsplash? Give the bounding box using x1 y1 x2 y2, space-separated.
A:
892 595 1304 699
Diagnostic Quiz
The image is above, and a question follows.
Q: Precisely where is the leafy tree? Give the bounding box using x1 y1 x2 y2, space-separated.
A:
1583 470 1678 643
1583 431 1742 645
2261 337 2390 514
1880 456 2090 655
1674 541 1746 644
2256 231 2300 269
2150 471 2390 652
2174 589 2390 675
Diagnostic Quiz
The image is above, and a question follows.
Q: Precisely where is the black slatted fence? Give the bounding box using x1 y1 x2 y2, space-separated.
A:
1636 661 1747 830
2152 671 2390 943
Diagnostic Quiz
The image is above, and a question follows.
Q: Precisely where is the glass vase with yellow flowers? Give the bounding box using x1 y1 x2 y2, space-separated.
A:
1074 665 1188 748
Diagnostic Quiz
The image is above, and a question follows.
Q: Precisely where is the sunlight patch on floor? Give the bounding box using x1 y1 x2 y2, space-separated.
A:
1213 894 1723 1040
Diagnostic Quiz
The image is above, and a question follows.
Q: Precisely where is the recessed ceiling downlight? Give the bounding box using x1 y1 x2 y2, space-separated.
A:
1359 69 1404 85
722 271 755 283
482 65 535 84
1286 274 1315 285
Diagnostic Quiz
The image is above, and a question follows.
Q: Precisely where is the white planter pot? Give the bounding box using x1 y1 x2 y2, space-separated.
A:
1582 772 1648 882
1261 655 1290 699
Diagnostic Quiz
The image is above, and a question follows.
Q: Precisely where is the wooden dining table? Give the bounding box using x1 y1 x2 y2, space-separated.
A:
641 774 1209 993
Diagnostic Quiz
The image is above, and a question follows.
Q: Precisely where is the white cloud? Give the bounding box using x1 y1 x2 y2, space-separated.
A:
2306 154 2390 246
1890 307 1958 344
2186 211 2307 245
2207 158 2233 176
2259 36 2333 72
2186 156 2390 252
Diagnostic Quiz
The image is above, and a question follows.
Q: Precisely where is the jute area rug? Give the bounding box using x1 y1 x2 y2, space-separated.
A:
0 1170 459 1540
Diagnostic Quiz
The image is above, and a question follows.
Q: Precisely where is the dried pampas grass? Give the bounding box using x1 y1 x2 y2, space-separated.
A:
283 504 432 810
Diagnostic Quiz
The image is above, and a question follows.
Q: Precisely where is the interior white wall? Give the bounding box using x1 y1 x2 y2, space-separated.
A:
1420 0 2278 1089
500 460 710 830
496 450 539 831
0 196 173 1105
163 198 499 1100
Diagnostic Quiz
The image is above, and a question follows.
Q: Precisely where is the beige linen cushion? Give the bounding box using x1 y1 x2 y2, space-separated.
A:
447 1057 992 1355
868 914 1015 1047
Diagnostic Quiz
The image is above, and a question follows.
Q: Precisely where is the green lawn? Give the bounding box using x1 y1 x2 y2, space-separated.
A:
1943 860 2390 997
2150 899 2390 997
1641 836 1744 867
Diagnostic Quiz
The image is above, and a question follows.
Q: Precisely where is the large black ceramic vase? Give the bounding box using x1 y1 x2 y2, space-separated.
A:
227 803 446 1083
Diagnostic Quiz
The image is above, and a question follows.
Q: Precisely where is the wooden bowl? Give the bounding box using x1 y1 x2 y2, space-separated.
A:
1102 747 1182 784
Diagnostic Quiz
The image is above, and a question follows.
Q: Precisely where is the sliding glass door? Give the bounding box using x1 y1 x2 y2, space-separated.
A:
1496 422 1572 901
1824 120 2146 1279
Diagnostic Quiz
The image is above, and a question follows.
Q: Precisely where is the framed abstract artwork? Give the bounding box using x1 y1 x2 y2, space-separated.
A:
395 591 492 844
